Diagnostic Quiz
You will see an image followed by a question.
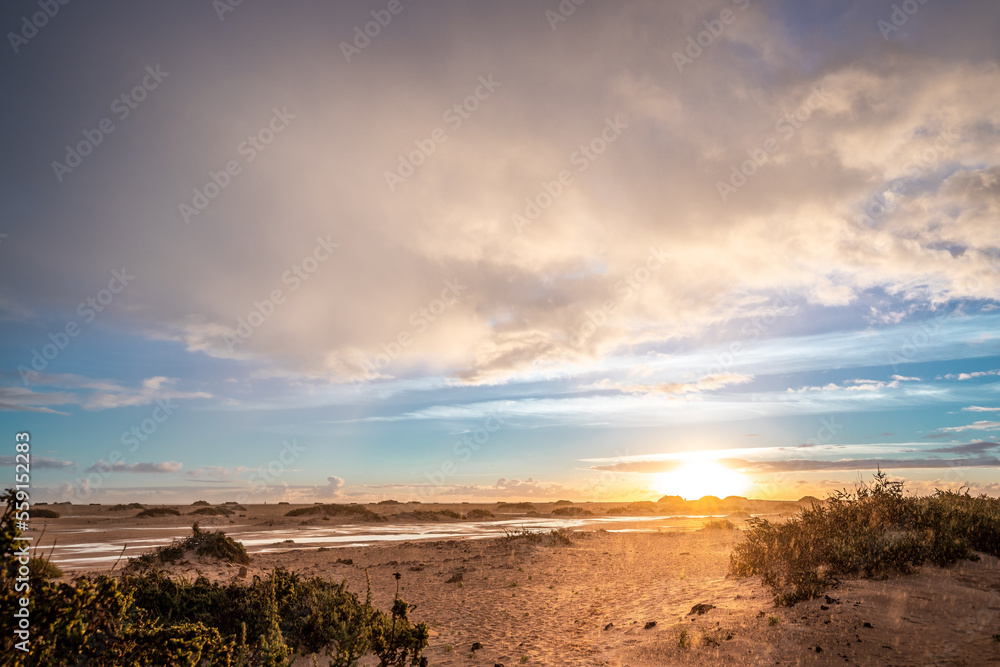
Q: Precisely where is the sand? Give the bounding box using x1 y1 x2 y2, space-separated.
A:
32 503 1000 665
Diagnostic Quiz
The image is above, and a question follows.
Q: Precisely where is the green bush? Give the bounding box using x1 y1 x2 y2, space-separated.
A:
0 490 428 666
730 471 1000 605
126 522 250 571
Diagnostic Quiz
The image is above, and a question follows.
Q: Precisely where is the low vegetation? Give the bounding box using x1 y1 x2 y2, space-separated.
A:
501 527 574 546
285 503 386 522
192 499 211 506
1 491 428 666
125 522 251 572
190 506 235 516
607 501 660 516
551 506 592 517
109 502 145 511
701 519 738 530
28 556 63 579
730 471 1000 605
136 507 181 518
31 508 60 519
463 509 495 520
495 502 536 511
393 510 462 522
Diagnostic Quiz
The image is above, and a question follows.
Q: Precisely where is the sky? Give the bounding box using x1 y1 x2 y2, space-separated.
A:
1 0 999 505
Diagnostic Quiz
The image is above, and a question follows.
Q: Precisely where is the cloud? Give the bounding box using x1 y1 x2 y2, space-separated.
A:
591 455 1000 475
926 441 1000 455
315 476 345 498
963 406 1000 412
793 378 907 393
84 460 183 474
596 372 754 396
939 421 1000 433
11 373 212 411
0 386 74 415
0 455 74 470
944 369 1000 381
3 2 1000 386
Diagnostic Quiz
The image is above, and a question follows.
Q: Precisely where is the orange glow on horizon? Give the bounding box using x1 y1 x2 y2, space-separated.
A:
652 460 749 500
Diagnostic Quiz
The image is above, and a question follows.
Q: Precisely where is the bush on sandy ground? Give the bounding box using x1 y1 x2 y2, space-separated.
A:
109 502 145 511
501 527 574 546
285 503 386 522
730 470 1000 605
125 522 251 572
392 510 462 521
607 501 660 515
28 557 63 579
701 519 737 530
192 499 211 506
190 506 235 516
552 506 592 517
0 491 428 666
495 502 536 511
136 507 181 518
31 508 60 519
463 509 495 520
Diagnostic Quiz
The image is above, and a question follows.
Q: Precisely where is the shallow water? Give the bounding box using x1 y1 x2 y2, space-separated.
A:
44 515 721 569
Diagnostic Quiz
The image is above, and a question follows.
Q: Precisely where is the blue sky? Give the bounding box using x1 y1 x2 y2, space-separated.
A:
1 0 999 503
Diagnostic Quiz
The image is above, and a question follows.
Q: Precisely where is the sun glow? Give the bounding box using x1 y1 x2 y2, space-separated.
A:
652 460 749 500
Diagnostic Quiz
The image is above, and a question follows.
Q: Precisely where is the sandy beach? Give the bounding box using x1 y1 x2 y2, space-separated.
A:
31 501 1000 666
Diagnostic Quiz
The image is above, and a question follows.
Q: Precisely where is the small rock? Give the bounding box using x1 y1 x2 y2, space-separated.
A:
604 622 614 631
237 566 248 578
815 646 823 653
471 642 483 652
688 603 715 616
336 558 353 565
825 595 840 604
863 622 873 629
820 605 829 611
446 572 464 584
644 621 657 629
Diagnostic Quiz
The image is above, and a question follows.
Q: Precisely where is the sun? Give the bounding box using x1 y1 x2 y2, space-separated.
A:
652 460 749 500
